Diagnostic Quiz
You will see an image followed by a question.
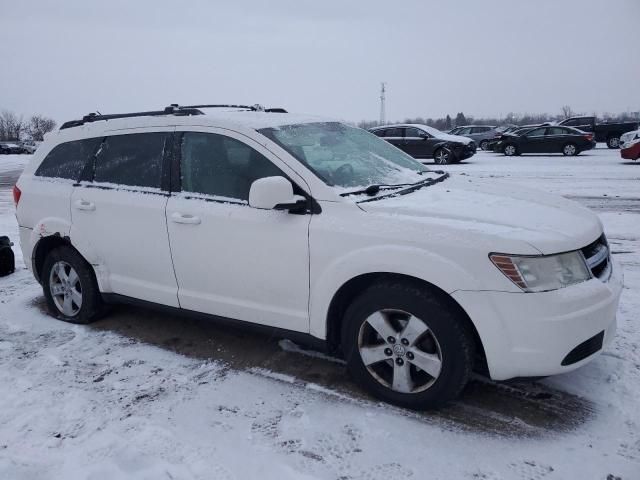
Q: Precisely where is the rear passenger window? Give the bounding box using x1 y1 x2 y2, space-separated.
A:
94 133 169 189
180 132 283 201
35 138 101 180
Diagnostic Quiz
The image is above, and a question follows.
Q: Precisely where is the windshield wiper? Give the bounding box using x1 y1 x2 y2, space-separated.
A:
341 182 415 197
340 170 445 197
355 171 450 203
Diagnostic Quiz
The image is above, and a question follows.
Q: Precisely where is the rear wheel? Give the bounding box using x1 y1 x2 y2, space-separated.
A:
503 144 517 156
42 246 104 324
562 143 578 156
341 282 475 409
479 140 489 151
607 136 620 149
433 148 451 165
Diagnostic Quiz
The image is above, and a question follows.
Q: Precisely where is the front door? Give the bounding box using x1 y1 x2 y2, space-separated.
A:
70 129 179 306
518 127 548 153
165 128 311 332
403 127 433 159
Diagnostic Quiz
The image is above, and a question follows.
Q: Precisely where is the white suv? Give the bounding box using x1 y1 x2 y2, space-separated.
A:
14 105 623 409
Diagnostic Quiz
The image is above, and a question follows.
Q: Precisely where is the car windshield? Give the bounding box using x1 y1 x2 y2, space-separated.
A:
259 122 432 190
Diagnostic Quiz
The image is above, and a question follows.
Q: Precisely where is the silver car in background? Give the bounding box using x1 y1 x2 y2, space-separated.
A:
449 125 500 150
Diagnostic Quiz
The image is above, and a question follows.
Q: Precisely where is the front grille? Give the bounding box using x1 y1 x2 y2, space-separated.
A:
581 234 610 280
561 331 604 366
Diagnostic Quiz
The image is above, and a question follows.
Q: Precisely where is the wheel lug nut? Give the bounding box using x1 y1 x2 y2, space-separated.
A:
387 336 396 344
401 338 409 346
384 348 393 356
406 352 414 360
396 358 404 366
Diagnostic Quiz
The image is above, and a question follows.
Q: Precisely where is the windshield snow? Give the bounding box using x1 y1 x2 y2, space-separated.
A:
259 122 431 189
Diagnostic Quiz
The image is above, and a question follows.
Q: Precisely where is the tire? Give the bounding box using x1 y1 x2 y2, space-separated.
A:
479 140 489 151
433 148 451 165
562 143 578 156
42 246 104 324
607 136 620 149
503 144 517 156
341 281 475 409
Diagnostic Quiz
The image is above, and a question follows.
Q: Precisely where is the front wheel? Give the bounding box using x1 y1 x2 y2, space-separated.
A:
341 282 475 409
479 140 489 150
42 246 104 324
433 148 451 165
607 136 620 149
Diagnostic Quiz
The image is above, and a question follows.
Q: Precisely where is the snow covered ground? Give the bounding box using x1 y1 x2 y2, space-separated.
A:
0 148 638 479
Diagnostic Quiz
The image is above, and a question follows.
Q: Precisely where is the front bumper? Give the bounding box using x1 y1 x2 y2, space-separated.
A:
450 143 476 160
452 256 623 380
621 141 640 160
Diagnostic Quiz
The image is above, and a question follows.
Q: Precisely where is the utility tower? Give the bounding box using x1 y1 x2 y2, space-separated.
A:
379 82 386 125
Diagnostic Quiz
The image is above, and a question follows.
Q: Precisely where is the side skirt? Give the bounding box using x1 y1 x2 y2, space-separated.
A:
101 293 328 353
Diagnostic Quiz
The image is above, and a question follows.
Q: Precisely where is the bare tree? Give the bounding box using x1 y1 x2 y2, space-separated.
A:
561 105 574 119
26 115 57 141
0 110 25 141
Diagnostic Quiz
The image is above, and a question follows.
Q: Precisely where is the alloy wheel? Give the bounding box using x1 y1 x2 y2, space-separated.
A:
49 261 83 316
563 144 576 156
357 309 443 394
504 145 516 156
435 149 450 164
608 137 620 148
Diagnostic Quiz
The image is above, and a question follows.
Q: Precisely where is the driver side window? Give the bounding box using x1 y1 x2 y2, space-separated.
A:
405 127 425 138
180 132 284 201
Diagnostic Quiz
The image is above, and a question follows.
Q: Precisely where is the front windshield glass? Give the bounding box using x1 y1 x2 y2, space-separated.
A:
259 122 431 189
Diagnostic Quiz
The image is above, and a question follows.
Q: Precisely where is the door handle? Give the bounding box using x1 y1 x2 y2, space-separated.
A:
74 199 96 211
171 212 201 225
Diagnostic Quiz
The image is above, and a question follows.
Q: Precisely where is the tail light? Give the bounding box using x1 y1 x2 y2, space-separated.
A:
12 185 21 206
584 133 593 141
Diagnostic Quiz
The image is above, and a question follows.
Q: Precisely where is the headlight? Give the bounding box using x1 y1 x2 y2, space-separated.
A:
490 251 591 292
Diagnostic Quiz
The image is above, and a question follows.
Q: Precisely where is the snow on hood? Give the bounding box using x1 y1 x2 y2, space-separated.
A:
359 175 602 254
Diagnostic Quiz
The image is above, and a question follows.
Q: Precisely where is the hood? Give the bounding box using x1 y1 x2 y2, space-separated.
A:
434 133 473 145
359 175 602 254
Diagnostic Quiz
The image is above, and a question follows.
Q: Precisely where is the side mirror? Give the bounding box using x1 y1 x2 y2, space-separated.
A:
249 176 307 211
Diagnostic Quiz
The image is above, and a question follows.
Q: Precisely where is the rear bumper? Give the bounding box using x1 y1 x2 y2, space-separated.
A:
452 257 623 380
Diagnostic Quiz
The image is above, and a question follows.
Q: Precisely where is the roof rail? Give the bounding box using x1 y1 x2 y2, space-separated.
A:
59 103 288 130
179 104 288 113
59 105 203 130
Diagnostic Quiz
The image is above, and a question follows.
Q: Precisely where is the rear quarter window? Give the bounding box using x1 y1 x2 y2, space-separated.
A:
35 138 101 180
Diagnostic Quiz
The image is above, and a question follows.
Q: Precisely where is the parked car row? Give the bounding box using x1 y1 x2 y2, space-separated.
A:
553 116 639 149
369 124 476 164
0 141 38 154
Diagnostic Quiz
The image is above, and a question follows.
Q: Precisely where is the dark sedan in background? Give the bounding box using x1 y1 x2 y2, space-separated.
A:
369 124 476 164
495 126 595 156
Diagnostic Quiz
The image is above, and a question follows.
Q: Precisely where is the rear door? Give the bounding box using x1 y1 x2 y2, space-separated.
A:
70 128 179 306
544 127 570 152
379 127 406 152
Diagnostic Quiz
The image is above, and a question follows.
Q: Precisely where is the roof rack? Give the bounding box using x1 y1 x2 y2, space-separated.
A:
59 103 288 130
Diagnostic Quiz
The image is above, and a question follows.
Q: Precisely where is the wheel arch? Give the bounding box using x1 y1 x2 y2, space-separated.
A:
32 234 74 284
323 272 488 374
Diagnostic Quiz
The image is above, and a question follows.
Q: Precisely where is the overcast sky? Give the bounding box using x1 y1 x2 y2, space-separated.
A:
1 0 639 124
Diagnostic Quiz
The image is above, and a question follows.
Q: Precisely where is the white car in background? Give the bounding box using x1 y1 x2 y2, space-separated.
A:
13 105 623 409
